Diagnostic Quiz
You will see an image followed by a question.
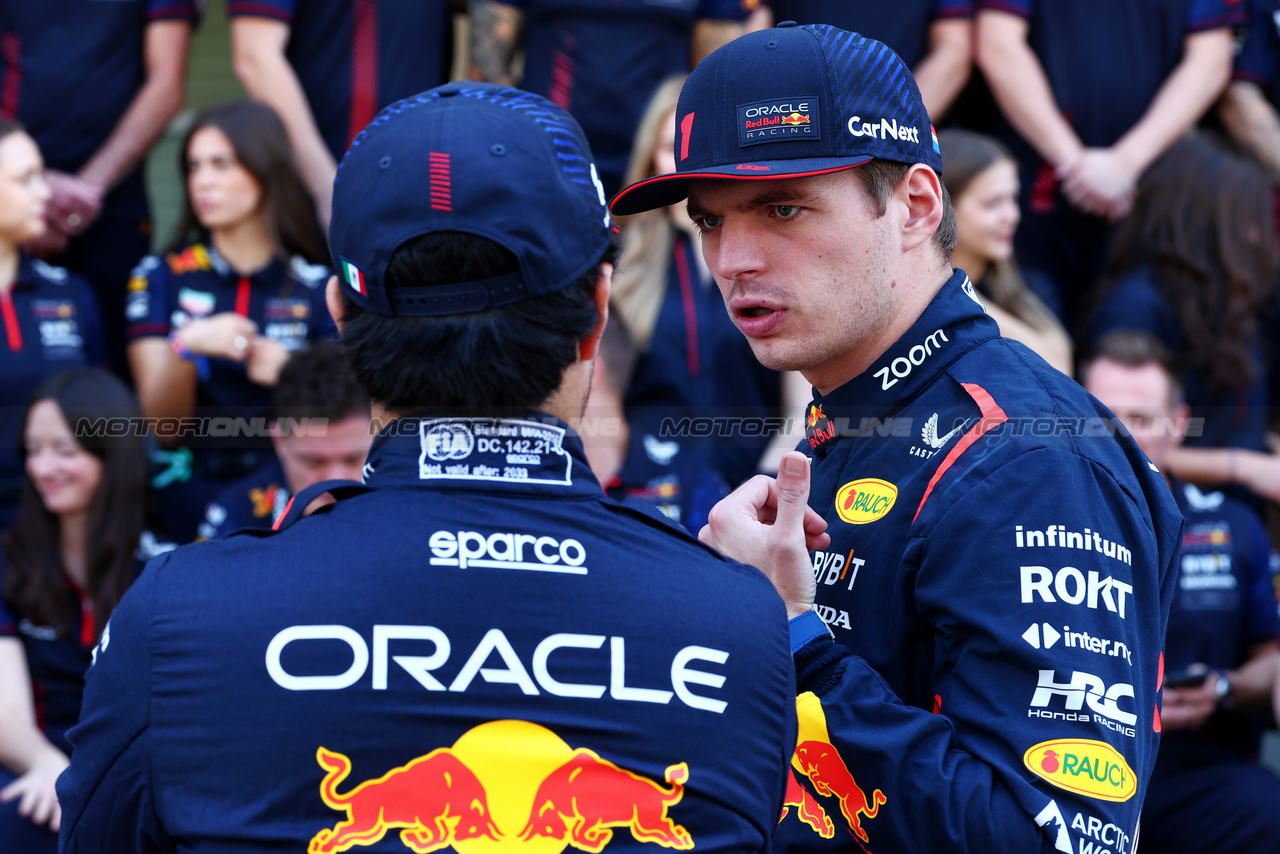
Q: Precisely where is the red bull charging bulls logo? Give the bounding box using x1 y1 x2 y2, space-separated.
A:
780 693 888 850
310 720 694 853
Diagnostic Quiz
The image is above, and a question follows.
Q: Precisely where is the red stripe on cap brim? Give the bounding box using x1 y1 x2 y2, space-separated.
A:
609 157 872 217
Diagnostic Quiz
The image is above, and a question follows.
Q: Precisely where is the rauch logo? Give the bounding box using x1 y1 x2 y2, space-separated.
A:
1023 739 1136 803
834 479 898 525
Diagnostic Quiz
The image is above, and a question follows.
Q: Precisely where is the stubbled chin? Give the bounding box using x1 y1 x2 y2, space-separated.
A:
746 338 809 374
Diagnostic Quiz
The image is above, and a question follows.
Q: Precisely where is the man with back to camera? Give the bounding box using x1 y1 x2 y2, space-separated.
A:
1081 331 1280 854
610 23 1184 853
55 83 803 851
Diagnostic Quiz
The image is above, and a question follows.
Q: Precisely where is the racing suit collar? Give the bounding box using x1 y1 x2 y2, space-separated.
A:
803 269 998 457
360 412 603 497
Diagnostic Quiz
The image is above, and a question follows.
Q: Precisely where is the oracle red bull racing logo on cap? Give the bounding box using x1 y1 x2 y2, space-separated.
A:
310 720 694 853
1023 739 1136 803
738 97 820 147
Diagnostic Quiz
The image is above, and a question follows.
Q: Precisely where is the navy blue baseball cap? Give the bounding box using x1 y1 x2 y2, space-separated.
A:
330 82 614 317
610 23 942 216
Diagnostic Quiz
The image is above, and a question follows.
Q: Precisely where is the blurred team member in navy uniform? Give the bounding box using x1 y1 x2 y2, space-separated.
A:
469 0 758 197
126 101 333 544
939 128 1072 374
603 77 793 533
1219 0 1280 473
976 0 1241 328
57 84 798 852
0 0 197 377
197 341 371 539
0 121 104 536
1087 135 1280 506
1221 0 1280 180
757 0 974 121
229 0 455 225
1083 332 1280 854
0 370 172 853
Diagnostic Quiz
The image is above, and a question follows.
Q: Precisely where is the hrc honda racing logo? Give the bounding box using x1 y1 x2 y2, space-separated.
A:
1028 669 1137 738
309 720 693 853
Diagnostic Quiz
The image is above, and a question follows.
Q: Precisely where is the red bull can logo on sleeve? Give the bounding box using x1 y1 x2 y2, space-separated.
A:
780 692 888 847
310 720 694 854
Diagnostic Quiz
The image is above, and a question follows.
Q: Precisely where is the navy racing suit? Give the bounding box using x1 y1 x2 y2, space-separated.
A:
775 271 1182 854
57 415 796 853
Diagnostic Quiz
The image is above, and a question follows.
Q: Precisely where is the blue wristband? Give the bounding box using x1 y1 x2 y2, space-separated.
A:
789 609 832 654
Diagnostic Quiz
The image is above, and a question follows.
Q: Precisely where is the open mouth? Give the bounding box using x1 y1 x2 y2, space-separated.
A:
741 306 774 318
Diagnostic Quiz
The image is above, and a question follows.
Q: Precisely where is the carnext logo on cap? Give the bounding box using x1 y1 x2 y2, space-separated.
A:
847 115 921 145
737 97 819 148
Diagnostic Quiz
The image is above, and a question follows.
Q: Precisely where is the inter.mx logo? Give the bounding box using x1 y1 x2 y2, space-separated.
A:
1029 669 1136 738
1022 623 1133 665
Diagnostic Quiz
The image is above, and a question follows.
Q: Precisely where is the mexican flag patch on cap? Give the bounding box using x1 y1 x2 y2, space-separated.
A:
341 258 366 296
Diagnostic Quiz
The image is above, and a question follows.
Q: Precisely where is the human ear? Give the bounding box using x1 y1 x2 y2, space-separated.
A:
579 262 613 362
901 164 945 253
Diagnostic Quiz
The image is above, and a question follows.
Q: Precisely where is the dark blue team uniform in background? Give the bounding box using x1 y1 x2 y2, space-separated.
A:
496 0 754 196
1233 0 1280 106
1232 0 1280 435
227 0 453 161
0 0 200 375
764 0 973 70
195 458 290 540
776 271 1181 853
1140 481 1280 854
57 416 796 852
608 230 780 533
977 0 1243 325
0 257 104 534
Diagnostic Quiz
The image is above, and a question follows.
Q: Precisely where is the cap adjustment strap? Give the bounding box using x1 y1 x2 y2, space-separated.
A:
388 271 528 317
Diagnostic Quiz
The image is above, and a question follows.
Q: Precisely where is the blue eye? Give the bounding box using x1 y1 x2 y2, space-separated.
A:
774 205 800 219
695 215 722 233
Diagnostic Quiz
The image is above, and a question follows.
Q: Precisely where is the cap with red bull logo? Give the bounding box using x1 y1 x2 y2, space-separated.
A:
610 23 941 216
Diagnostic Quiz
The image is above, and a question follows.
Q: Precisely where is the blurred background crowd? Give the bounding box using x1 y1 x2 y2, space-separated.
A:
3 1 1280 851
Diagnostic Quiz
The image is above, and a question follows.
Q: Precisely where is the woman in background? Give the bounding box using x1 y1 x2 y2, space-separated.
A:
125 101 334 542
0 120 105 535
939 128 1073 375
0 370 170 851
